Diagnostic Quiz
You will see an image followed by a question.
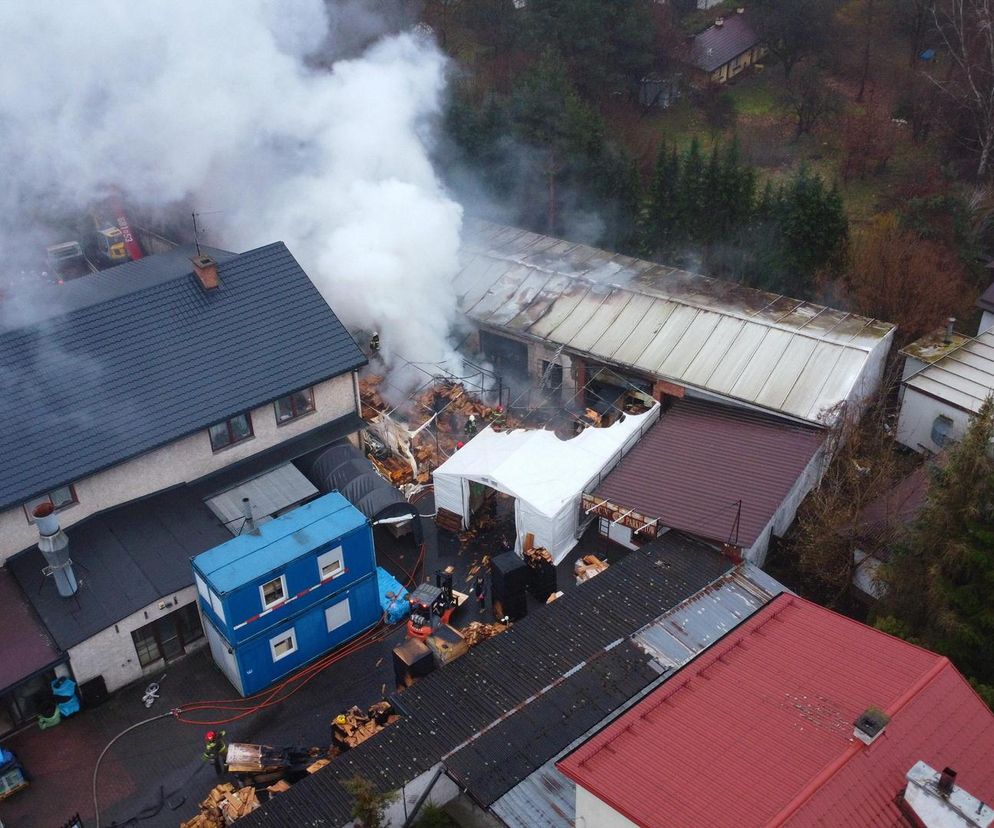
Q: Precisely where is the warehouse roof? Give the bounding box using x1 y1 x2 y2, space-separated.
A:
240 533 739 828
904 328 994 414
558 594 994 828
0 243 365 510
592 398 825 548
690 13 761 73
456 221 893 425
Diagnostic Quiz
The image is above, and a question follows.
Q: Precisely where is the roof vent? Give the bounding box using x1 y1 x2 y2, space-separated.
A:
944 317 956 344
853 706 890 745
715 16 724 27
192 255 219 291
902 761 994 828
737 6 746 12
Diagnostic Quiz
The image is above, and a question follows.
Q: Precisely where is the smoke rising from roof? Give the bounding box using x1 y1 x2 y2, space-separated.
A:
0 1 463 381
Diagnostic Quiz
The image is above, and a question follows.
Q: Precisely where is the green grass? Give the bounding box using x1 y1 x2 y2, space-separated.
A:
727 74 782 118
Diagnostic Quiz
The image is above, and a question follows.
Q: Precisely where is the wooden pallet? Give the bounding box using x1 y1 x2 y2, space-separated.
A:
435 507 462 533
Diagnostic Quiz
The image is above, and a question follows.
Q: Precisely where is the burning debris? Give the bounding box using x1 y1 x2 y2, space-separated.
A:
359 375 523 486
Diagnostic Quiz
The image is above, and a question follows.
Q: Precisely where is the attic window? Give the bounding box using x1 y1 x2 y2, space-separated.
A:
931 414 954 447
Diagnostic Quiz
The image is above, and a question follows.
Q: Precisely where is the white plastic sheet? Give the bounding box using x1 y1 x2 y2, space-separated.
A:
433 403 659 563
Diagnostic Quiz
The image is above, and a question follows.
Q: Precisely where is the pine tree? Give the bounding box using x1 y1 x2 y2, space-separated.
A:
647 143 682 254
677 137 706 248
877 398 994 688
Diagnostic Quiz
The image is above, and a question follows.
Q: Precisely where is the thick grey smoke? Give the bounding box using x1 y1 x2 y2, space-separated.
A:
0 1 463 380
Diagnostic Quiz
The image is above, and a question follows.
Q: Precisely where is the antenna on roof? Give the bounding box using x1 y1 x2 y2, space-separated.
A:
192 212 202 257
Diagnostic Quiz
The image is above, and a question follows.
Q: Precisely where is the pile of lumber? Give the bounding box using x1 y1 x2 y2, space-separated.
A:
331 702 399 755
461 620 508 648
180 784 259 827
575 554 609 584
358 375 388 420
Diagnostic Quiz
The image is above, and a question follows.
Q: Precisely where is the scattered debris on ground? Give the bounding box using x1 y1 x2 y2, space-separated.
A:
180 783 259 827
575 554 609 584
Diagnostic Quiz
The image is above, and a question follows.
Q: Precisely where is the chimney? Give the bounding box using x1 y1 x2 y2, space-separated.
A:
944 317 956 344
901 761 994 828
939 767 957 797
34 503 78 598
191 255 219 291
715 16 724 26
853 707 890 745
239 497 257 535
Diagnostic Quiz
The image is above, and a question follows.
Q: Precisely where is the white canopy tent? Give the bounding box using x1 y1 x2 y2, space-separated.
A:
433 403 660 563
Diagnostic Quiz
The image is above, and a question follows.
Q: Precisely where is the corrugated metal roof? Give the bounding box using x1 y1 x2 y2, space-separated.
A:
558 594 994 828
205 462 317 534
457 221 893 425
491 562 786 828
239 533 735 828
0 243 366 511
690 14 761 73
593 398 825 547
904 329 994 413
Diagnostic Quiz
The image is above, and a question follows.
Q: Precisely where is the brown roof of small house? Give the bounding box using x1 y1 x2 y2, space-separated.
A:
593 398 825 548
690 13 761 73
0 567 61 694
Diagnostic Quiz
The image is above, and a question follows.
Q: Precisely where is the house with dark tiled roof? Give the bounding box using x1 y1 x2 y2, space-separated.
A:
1 243 366 698
688 11 767 86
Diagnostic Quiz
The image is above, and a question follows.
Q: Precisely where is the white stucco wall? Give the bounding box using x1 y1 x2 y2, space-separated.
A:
0 372 358 563
575 786 640 828
67 586 203 693
895 387 971 453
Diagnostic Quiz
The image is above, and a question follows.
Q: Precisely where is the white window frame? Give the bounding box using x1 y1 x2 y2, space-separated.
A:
260 575 287 610
325 597 352 633
317 547 345 581
269 628 298 662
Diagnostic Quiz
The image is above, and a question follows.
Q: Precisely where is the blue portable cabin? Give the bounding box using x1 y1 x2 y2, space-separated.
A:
192 492 381 696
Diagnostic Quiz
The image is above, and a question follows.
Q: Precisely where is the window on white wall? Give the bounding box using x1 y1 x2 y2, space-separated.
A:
325 598 351 633
195 573 210 602
317 547 345 581
932 414 954 447
269 628 297 662
260 575 287 609
209 589 225 623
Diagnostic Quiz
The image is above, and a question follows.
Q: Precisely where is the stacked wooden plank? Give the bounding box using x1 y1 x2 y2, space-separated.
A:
331 702 399 755
425 624 469 666
575 555 609 584
180 784 259 827
461 620 508 648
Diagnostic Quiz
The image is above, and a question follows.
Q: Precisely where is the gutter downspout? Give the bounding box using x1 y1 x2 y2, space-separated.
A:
401 765 445 828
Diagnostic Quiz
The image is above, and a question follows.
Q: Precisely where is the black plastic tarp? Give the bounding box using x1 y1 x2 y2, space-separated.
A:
309 445 422 544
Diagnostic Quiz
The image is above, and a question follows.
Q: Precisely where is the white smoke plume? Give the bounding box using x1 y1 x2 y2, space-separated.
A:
0 1 463 383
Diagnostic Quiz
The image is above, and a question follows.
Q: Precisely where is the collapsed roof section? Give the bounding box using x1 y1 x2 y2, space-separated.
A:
455 220 894 426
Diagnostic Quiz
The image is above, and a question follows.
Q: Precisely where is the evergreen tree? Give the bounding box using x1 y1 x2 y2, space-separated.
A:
676 137 706 248
647 142 681 254
877 398 994 688
778 167 848 293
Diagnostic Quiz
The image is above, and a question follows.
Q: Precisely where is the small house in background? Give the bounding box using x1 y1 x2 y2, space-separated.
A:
192 492 380 696
896 322 993 453
688 11 766 86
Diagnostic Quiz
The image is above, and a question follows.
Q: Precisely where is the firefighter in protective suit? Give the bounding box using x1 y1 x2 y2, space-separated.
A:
203 729 227 776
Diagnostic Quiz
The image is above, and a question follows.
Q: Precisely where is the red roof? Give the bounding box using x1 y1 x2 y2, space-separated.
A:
594 399 825 548
558 594 994 828
0 567 61 693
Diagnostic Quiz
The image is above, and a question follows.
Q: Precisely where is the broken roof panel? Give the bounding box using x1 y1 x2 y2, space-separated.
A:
458 221 894 425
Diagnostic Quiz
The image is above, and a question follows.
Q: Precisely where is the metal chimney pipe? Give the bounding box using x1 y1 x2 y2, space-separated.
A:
33 503 78 598
240 497 256 534
944 317 956 344
938 767 957 797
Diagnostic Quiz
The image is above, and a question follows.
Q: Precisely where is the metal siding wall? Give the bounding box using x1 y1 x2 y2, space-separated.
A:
234 570 381 697
216 523 376 644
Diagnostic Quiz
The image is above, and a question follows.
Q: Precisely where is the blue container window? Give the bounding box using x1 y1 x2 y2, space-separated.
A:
317 546 345 582
260 575 287 610
325 597 351 633
269 628 298 662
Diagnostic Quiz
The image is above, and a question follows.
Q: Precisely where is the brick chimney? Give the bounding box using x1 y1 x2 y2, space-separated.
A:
192 254 219 291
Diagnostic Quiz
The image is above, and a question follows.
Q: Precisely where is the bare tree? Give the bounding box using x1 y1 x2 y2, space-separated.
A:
929 0 994 177
785 64 839 137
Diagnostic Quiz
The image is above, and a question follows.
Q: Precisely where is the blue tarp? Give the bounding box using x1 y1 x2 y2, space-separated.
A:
376 567 409 624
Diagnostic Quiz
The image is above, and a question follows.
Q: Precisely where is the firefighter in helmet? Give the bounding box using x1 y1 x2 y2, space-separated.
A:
369 332 380 354
203 729 228 776
466 413 478 437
